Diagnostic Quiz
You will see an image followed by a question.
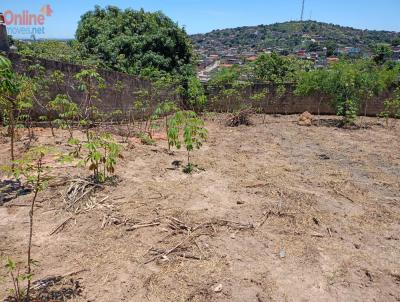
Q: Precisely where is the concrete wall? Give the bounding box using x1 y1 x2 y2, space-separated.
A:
205 83 392 116
7 53 391 118
7 53 163 118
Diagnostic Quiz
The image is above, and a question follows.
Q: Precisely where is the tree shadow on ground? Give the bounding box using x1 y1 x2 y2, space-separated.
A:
0 180 32 206
5 276 82 302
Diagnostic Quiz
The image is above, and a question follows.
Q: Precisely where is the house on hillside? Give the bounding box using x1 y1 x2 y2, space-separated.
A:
220 54 241 65
337 47 361 57
246 55 258 62
296 49 307 59
327 56 339 64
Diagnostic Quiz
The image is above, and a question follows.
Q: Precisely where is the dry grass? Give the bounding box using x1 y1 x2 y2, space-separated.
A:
0 114 399 302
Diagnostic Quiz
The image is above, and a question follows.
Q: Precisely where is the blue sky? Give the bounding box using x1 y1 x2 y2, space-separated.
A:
2 0 400 39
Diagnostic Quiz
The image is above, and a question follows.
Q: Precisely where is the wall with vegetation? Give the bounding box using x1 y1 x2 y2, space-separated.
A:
8 53 389 117
205 83 391 116
7 53 154 116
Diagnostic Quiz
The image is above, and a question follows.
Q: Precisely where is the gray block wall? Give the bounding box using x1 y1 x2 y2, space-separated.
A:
0 24 9 52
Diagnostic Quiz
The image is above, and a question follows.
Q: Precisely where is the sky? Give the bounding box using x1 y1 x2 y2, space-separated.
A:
1 0 400 39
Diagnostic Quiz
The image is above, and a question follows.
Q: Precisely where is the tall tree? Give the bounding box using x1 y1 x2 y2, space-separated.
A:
76 6 194 76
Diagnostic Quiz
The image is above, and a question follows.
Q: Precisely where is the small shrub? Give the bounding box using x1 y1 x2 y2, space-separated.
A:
138 132 156 145
75 69 106 140
379 89 400 128
4 257 29 302
68 137 83 158
151 101 178 149
84 133 123 183
48 94 79 138
168 111 208 171
336 99 358 126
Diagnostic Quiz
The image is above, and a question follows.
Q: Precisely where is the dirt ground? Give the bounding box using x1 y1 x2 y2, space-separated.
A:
0 114 399 302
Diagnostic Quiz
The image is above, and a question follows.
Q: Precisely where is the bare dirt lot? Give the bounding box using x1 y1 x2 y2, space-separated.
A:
1 114 399 302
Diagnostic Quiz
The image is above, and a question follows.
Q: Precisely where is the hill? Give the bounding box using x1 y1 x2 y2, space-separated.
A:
191 21 400 54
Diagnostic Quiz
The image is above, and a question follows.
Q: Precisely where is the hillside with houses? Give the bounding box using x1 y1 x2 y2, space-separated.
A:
192 20 400 81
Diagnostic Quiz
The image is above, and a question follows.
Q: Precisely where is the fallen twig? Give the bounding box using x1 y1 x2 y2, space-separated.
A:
333 188 356 203
144 233 194 264
49 217 74 236
126 222 160 231
167 216 191 231
5 204 43 208
311 232 324 238
215 219 254 230
258 210 271 227
194 240 206 260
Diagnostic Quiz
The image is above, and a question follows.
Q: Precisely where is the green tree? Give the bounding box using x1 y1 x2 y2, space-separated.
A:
296 59 390 125
3 146 54 301
208 66 249 112
151 101 178 149
76 6 193 76
185 76 207 112
391 36 400 46
373 43 393 65
16 40 83 64
295 68 330 123
247 52 311 84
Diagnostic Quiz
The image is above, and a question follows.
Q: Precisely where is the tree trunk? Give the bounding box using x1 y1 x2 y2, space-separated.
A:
26 157 43 300
317 96 322 126
9 106 15 171
166 116 170 151
50 121 55 137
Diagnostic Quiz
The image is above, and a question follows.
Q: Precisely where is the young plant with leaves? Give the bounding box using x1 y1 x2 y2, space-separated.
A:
84 132 123 183
4 257 30 302
133 89 152 133
48 94 80 139
0 56 35 169
168 111 208 172
113 80 124 109
139 70 181 135
184 76 207 112
3 146 54 301
49 70 66 93
0 56 18 166
75 69 106 139
14 76 36 146
151 101 178 148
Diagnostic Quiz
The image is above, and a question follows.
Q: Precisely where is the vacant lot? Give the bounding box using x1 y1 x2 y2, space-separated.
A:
1 114 399 302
